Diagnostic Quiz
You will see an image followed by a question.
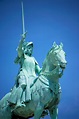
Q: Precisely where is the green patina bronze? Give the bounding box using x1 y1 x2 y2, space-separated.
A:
0 2 67 119
0 39 67 119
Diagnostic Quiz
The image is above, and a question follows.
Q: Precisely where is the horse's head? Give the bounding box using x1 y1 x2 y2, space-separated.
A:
47 42 67 70
41 42 67 79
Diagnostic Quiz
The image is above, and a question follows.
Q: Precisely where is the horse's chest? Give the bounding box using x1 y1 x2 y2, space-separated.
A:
50 82 61 95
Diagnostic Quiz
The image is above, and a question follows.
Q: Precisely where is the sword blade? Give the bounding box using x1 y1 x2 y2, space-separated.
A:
21 1 25 34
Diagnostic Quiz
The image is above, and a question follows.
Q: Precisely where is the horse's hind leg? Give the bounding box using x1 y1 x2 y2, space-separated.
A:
49 106 58 119
34 103 44 119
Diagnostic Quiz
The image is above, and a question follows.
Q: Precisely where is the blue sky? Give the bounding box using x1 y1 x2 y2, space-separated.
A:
0 0 79 119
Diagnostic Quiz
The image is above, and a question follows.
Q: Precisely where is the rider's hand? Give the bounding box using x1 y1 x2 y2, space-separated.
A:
22 31 27 39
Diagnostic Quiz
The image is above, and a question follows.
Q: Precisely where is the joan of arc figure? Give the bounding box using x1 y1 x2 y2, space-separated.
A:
8 33 41 107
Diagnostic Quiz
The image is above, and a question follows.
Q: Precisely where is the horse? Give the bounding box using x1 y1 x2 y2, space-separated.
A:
0 42 67 119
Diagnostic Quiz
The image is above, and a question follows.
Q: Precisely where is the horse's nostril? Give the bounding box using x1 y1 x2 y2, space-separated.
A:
62 61 67 65
65 61 67 65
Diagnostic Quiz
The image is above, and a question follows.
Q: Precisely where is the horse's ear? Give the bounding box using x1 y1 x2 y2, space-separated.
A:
53 42 57 47
60 42 63 48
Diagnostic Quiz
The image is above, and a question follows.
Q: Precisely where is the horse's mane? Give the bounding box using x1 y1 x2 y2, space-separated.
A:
47 44 62 58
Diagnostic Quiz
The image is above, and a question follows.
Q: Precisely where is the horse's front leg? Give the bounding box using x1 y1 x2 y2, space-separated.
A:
34 102 44 119
49 106 58 119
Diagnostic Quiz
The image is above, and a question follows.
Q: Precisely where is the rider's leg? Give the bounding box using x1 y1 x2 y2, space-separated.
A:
16 75 26 107
24 76 32 102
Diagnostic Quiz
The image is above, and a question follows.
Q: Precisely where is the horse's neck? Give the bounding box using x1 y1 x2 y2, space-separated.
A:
42 59 55 73
41 60 60 83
